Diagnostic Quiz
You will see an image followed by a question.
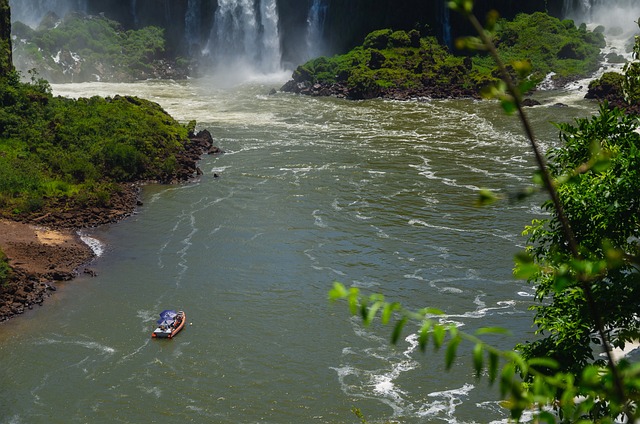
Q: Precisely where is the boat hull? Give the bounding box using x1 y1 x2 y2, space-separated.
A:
151 311 186 339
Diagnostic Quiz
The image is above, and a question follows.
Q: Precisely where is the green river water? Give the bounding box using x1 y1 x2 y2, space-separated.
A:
0 76 598 423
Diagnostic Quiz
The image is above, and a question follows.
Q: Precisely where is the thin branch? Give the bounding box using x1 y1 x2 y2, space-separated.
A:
464 12 627 404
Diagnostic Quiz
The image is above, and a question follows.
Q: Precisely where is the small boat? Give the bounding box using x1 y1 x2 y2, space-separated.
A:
151 310 186 339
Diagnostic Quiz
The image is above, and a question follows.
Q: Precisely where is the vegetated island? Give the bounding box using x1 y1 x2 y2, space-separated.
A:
281 12 607 100
0 1 220 322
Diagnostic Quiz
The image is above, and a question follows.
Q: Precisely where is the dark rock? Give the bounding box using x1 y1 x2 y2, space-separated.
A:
522 98 541 107
368 50 386 69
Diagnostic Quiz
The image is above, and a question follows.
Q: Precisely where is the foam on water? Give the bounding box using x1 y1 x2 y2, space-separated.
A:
78 232 104 257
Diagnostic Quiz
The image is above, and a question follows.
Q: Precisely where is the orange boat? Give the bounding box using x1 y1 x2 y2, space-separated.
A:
151 310 186 339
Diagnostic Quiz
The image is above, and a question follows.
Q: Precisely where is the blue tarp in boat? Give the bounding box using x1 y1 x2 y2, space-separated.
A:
157 309 177 326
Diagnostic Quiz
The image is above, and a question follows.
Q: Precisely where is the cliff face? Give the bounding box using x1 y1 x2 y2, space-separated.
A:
0 0 13 74
10 0 552 68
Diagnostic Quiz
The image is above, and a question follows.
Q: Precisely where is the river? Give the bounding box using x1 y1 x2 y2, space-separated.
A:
0 75 598 423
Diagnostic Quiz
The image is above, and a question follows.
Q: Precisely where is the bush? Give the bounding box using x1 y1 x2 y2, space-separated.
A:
0 248 10 286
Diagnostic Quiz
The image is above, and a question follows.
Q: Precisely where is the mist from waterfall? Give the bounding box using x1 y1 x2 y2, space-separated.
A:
562 0 639 35
305 0 328 60
9 0 87 27
204 0 283 81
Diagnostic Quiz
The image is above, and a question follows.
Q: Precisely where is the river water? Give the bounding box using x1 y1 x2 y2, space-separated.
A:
0 75 597 423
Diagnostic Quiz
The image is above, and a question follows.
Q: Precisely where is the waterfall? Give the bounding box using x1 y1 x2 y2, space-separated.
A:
259 0 281 72
562 0 639 33
185 0 201 55
441 3 452 49
306 0 328 59
204 0 282 75
130 0 138 27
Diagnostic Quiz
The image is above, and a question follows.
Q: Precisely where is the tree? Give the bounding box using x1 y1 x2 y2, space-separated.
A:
331 1 640 422
0 0 13 74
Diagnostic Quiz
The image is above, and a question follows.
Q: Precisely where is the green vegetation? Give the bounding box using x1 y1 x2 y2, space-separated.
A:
486 12 605 81
0 0 11 74
331 1 639 422
0 69 192 217
12 13 166 82
0 248 10 286
290 29 474 98
288 12 605 99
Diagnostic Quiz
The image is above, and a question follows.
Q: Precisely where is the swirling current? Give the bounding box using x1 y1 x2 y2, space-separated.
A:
0 75 598 423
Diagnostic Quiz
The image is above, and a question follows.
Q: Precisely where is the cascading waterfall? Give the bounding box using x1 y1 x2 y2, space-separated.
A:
130 0 138 27
205 0 282 75
441 3 452 49
562 0 639 33
185 0 201 55
305 0 328 59
259 0 281 72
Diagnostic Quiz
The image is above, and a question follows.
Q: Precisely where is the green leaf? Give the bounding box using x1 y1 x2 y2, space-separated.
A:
445 336 461 370
473 343 484 378
381 302 400 325
328 282 348 300
475 327 512 336
488 351 499 384
391 316 408 345
515 257 542 282
476 189 499 206
365 301 383 326
527 357 559 370
536 411 557 423
420 307 445 316
500 95 517 114
418 321 432 352
432 325 446 350
347 287 360 315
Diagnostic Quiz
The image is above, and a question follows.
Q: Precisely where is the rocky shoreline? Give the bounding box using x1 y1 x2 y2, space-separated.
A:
280 79 480 101
0 128 219 323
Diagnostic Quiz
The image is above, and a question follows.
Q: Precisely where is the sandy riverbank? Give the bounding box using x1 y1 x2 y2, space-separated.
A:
0 219 95 321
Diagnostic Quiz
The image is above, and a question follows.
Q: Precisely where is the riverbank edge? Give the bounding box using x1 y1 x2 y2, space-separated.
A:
0 128 218 323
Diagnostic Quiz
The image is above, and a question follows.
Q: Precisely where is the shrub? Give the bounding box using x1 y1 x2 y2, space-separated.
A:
363 29 392 49
0 248 10 286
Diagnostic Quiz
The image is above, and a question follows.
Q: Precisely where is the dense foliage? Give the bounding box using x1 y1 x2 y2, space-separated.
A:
485 12 605 82
0 70 191 217
290 29 473 98
286 12 605 99
515 103 640 416
12 13 166 82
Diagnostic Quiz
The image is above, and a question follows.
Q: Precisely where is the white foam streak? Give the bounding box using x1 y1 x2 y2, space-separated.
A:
78 232 104 257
